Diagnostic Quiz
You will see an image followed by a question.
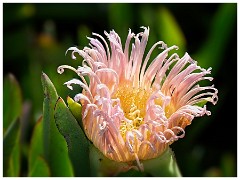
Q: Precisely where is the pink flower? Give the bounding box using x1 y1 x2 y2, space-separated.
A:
57 27 218 170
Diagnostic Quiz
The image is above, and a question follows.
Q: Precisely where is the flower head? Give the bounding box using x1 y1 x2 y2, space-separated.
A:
58 27 218 170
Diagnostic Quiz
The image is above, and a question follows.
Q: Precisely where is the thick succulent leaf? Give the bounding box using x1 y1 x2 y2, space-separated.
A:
28 117 51 177
157 6 186 57
41 72 74 176
89 146 181 177
28 156 51 177
54 97 90 177
28 117 44 173
67 96 83 129
142 147 182 177
3 73 22 134
3 119 20 177
89 143 133 177
3 74 22 177
88 130 181 177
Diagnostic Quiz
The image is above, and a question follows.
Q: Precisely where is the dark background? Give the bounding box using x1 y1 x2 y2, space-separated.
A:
3 3 237 176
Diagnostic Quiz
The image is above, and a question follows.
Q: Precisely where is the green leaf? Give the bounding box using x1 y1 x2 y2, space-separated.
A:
67 96 82 124
3 119 20 177
142 147 182 177
3 73 22 134
195 4 236 75
41 72 74 176
157 6 186 57
28 116 51 177
7 139 20 177
89 143 132 177
54 97 90 176
28 156 51 177
3 74 22 177
195 99 209 108
108 4 133 37
28 117 44 172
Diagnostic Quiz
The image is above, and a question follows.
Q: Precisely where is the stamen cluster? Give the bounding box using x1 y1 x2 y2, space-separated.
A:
58 27 218 170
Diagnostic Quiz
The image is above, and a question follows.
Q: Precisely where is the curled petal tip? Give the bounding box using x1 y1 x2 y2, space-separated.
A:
57 26 218 165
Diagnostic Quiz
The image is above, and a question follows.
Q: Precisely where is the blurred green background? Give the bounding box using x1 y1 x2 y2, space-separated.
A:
3 3 237 177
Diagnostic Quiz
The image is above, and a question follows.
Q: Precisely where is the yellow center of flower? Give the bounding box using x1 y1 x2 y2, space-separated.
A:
113 85 153 137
